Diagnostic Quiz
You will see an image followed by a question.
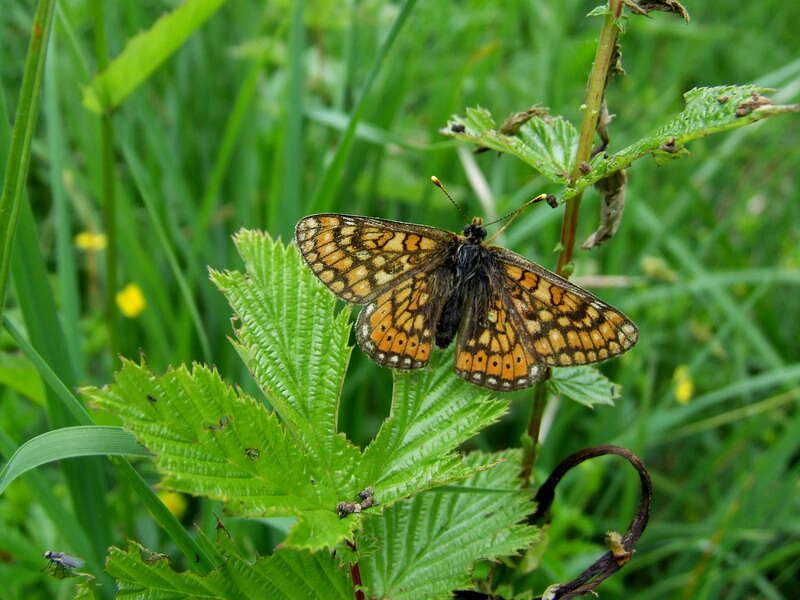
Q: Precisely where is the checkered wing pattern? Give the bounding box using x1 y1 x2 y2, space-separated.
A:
494 247 638 368
295 214 455 303
454 279 544 391
355 267 455 369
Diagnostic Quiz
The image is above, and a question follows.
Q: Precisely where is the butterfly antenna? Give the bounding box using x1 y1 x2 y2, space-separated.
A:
484 193 552 243
431 176 468 220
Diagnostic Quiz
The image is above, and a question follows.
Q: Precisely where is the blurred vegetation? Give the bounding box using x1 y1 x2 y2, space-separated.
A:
1 0 799 598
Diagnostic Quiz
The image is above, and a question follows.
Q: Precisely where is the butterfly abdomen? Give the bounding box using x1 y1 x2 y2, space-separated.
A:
435 242 491 348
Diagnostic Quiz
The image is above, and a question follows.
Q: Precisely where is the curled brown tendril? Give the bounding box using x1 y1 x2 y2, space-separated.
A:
454 444 653 600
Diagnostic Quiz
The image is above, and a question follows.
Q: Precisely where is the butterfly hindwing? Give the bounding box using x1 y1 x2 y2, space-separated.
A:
296 214 455 304
453 274 545 391
355 267 454 368
491 247 639 367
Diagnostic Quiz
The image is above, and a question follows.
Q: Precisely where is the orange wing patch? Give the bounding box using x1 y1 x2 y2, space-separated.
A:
499 259 638 368
355 271 451 368
296 214 452 303
454 293 546 391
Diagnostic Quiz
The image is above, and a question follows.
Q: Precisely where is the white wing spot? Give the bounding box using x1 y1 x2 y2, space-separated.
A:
389 355 399 363
472 373 483 381
487 377 498 385
403 357 412 366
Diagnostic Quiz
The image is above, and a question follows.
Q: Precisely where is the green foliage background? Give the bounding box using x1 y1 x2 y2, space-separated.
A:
1 0 799 598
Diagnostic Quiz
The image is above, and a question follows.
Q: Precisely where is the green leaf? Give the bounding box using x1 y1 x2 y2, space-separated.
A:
82 360 360 551
442 107 577 183
87 232 510 552
566 85 800 201
104 540 352 600
360 450 540 600
362 345 509 504
82 0 230 113
549 366 620 408
0 426 148 495
210 230 360 484
587 5 611 17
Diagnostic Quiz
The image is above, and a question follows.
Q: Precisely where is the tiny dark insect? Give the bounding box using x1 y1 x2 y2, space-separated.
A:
451 123 466 133
296 209 638 391
244 447 260 460
43 551 84 579
146 394 157 403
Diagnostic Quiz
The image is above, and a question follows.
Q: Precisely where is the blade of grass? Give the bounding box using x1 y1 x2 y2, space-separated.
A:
273 0 305 235
0 428 108 586
0 426 148 495
192 58 263 257
91 0 120 361
45 30 86 381
121 143 212 363
307 0 418 213
9 166 113 578
4 316 221 573
0 0 56 323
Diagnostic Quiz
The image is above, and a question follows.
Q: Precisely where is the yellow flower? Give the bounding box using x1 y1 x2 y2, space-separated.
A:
157 490 188 520
673 365 694 405
74 231 107 251
116 283 146 318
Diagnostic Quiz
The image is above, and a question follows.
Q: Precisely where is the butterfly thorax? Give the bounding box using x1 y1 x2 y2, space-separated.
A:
435 220 493 348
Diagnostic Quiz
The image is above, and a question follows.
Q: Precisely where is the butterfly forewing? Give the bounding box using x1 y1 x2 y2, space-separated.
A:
296 214 455 304
492 247 638 367
295 212 638 392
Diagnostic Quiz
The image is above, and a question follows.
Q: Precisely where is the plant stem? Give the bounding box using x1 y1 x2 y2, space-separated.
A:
520 379 548 487
555 0 623 276
520 0 624 486
346 540 365 600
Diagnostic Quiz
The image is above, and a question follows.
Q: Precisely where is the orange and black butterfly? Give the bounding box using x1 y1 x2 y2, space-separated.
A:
295 214 638 391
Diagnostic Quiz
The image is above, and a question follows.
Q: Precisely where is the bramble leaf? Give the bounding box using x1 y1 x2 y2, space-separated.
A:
567 85 800 202
84 232 511 552
103 540 351 599
442 107 577 184
83 361 362 550
362 345 509 504
549 366 620 408
361 450 540 600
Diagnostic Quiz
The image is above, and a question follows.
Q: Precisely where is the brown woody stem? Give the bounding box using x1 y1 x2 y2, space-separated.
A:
519 0 625 489
555 0 623 276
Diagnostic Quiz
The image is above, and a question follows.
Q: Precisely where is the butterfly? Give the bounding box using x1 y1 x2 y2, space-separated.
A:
295 214 638 391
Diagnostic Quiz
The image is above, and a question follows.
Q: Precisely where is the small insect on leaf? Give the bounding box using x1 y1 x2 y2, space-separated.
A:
43 551 85 579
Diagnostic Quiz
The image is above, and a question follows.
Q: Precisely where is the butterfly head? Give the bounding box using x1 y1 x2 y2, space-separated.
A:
462 217 487 244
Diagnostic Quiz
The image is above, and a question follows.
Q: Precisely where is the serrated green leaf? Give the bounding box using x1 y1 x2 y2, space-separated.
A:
361 450 540 600
563 86 800 201
86 232 512 552
548 366 620 408
586 5 612 17
210 231 355 457
82 0 230 113
362 345 508 504
105 541 351 600
442 108 577 183
0 425 148 495
82 361 360 550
